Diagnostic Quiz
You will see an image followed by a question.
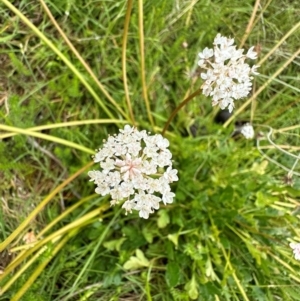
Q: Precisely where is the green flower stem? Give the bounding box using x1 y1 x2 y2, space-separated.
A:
0 162 93 252
0 0 115 119
0 119 127 140
162 89 201 135
0 124 94 154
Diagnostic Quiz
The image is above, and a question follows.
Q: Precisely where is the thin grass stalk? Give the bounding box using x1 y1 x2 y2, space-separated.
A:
0 124 94 154
1 227 76 283
122 0 135 126
3 196 98 282
70 209 121 290
0 119 127 140
0 243 53 295
10 231 75 301
181 0 203 101
37 195 99 238
264 126 300 160
257 140 300 177
248 20 300 122
162 89 201 135
220 244 250 301
138 0 154 130
248 0 276 39
35 205 108 248
267 251 300 277
277 124 300 133
259 145 300 151
145 264 153 301
258 20 300 66
239 0 260 48
39 0 128 120
0 0 115 119
0 162 93 252
226 224 250 242
60 282 103 301
223 46 300 128
0 208 103 280
239 0 260 123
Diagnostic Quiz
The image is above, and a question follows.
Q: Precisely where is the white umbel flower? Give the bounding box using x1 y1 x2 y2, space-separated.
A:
198 33 259 113
89 125 178 219
241 123 255 139
290 242 300 260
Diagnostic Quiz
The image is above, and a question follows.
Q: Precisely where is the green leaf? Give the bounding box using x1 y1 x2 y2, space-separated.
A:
205 258 218 281
8 53 31 75
166 261 180 287
184 275 198 300
255 191 277 208
251 160 269 175
157 209 170 228
142 226 154 243
0 33 15 43
123 249 150 270
103 238 126 251
168 233 179 248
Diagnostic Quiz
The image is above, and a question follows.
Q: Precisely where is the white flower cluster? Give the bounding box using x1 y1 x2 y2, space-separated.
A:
88 125 178 219
290 242 300 260
198 33 259 113
241 123 255 139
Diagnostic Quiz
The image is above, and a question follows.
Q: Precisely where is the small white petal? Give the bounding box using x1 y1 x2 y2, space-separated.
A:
198 34 258 112
89 125 178 219
241 123 255 139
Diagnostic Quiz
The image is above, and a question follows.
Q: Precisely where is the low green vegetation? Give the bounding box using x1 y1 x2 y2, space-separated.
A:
1 0 300 300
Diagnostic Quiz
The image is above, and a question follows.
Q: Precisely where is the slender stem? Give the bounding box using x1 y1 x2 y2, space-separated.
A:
1 242 57 295
145 264 153 301
0 0 114 119
288 152 300 178
39 0 128 120
277 124 300 133
70 209 121 290
258 20 300 66
240 0 260 123
122 0 135 125
138 0 155 130
0 162 93 252
0 119 127 140
239 0 260 48
0 208 103 279
37 195 98 238
244 0 274 44
162 89 201 135
220 244 250 301
0 124 94 154
11 231 75 301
